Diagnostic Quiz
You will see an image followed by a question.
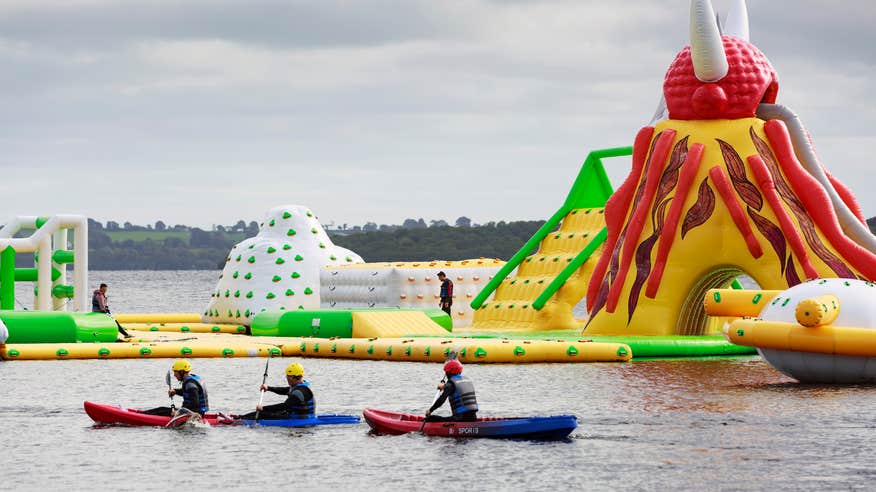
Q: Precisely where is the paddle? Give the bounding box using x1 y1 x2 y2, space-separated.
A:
253 357 271 422
165 368 176 413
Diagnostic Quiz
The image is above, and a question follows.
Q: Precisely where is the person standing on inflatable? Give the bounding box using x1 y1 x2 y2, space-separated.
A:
437 271 453 316
236 363 315 420
143 359 209 416
425 359 478 422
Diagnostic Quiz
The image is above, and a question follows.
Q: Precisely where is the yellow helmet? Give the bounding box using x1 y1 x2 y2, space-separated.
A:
285 363 304 377
172 359 192 372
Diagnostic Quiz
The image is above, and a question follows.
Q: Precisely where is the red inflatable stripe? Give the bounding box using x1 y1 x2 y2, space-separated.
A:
709 166 763 259
764 120 876 280
606 129 676 313
747 155 818 279
824 169 866 224
645 142 704 298
586 126 654 309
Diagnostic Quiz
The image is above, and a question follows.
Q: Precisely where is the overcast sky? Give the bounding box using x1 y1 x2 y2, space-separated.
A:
1 0 874 229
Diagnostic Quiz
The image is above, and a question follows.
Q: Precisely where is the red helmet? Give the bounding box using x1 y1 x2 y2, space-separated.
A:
444 359 463 375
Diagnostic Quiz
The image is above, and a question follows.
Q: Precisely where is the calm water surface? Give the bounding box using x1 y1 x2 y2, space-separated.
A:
3 271 876 491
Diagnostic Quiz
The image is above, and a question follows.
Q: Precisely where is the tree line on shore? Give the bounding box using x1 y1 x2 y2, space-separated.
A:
84 218 543 270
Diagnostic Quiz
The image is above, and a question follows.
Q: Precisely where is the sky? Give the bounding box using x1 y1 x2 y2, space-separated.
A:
1 0 874 229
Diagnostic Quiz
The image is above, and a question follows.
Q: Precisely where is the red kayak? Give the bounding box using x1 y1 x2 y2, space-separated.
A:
84 401 230 427
363 408 577 440
84 401 360 428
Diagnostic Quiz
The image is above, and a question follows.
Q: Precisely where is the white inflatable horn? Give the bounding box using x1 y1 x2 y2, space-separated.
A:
690 0 729 82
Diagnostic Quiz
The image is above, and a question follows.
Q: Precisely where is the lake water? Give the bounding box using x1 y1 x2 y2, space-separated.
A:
3 271 876 491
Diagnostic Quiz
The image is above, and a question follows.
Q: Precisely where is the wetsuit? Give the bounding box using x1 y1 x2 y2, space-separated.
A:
143 374 209 416
426 374 478 422
439 278 454 315
238 382 315 420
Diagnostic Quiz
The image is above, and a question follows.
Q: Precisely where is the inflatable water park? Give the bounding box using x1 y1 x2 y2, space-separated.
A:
3 0 876 389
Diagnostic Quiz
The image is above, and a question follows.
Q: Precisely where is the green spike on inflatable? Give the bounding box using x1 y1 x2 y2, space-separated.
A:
291 272 300 279
267 246 276 254
294 255 303 262
319 242 326 249
304 287 313 295
272 275 281 282
276 258 285 265
269 219 275 227
244 272 252 280
224 290 230 297
345 256 353 262
285 289 294 296
247 256 256 263
246 291 253 298
329 255 337 261
283 211 292 219
306 210 313 217
236 255 241 262
235 310 241 318
233 271 239 279
283 244 291 250
310 227 317 234
266 292 276 299
245 309 251 317
234 290 240 297
287 229 296 236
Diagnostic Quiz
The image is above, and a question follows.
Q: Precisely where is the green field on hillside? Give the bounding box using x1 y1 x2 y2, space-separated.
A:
105 231 191 242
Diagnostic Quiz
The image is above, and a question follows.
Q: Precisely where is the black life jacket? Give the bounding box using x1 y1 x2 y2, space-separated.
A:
288 382 315 418
182 374 209 415
448 374 478 415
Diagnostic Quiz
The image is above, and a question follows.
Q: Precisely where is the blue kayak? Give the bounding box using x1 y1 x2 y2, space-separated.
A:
363 408 577 439
84 401 359 428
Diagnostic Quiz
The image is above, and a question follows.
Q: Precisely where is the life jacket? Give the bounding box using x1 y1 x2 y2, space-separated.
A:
288 382 315 418
448 374 478 415
182 374 209 415
91 290 105 312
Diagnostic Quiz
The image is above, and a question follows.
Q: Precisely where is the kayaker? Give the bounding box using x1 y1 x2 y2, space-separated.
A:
424 359 478 422
143 359 209 416
235 363 315 420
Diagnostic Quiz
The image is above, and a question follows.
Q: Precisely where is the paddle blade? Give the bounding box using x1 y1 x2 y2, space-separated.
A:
165 369 172 388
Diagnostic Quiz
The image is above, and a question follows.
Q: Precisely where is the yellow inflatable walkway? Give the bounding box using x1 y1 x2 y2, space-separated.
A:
0 330 632 363
352 311 448 338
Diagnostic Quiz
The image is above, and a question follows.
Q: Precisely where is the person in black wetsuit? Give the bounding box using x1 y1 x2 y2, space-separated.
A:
425 359 478 422
437 271 453 316
143 359 209 416
236 363 314 420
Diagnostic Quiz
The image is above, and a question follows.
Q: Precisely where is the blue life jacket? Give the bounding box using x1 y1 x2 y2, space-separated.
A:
181 374 209 415
448 374 478 415
289 381 315 418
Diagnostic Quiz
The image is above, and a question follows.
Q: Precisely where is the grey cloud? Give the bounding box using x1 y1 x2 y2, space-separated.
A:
0 0 472 50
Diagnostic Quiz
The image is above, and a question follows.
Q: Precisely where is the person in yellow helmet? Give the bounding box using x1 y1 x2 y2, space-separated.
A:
236 362 314 420
143 359 209 416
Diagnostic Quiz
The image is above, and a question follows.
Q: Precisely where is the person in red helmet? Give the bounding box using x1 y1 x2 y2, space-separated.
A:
424 359 478 422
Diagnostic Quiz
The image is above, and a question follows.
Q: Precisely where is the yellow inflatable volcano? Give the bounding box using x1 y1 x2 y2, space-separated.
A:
584 0 876 336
